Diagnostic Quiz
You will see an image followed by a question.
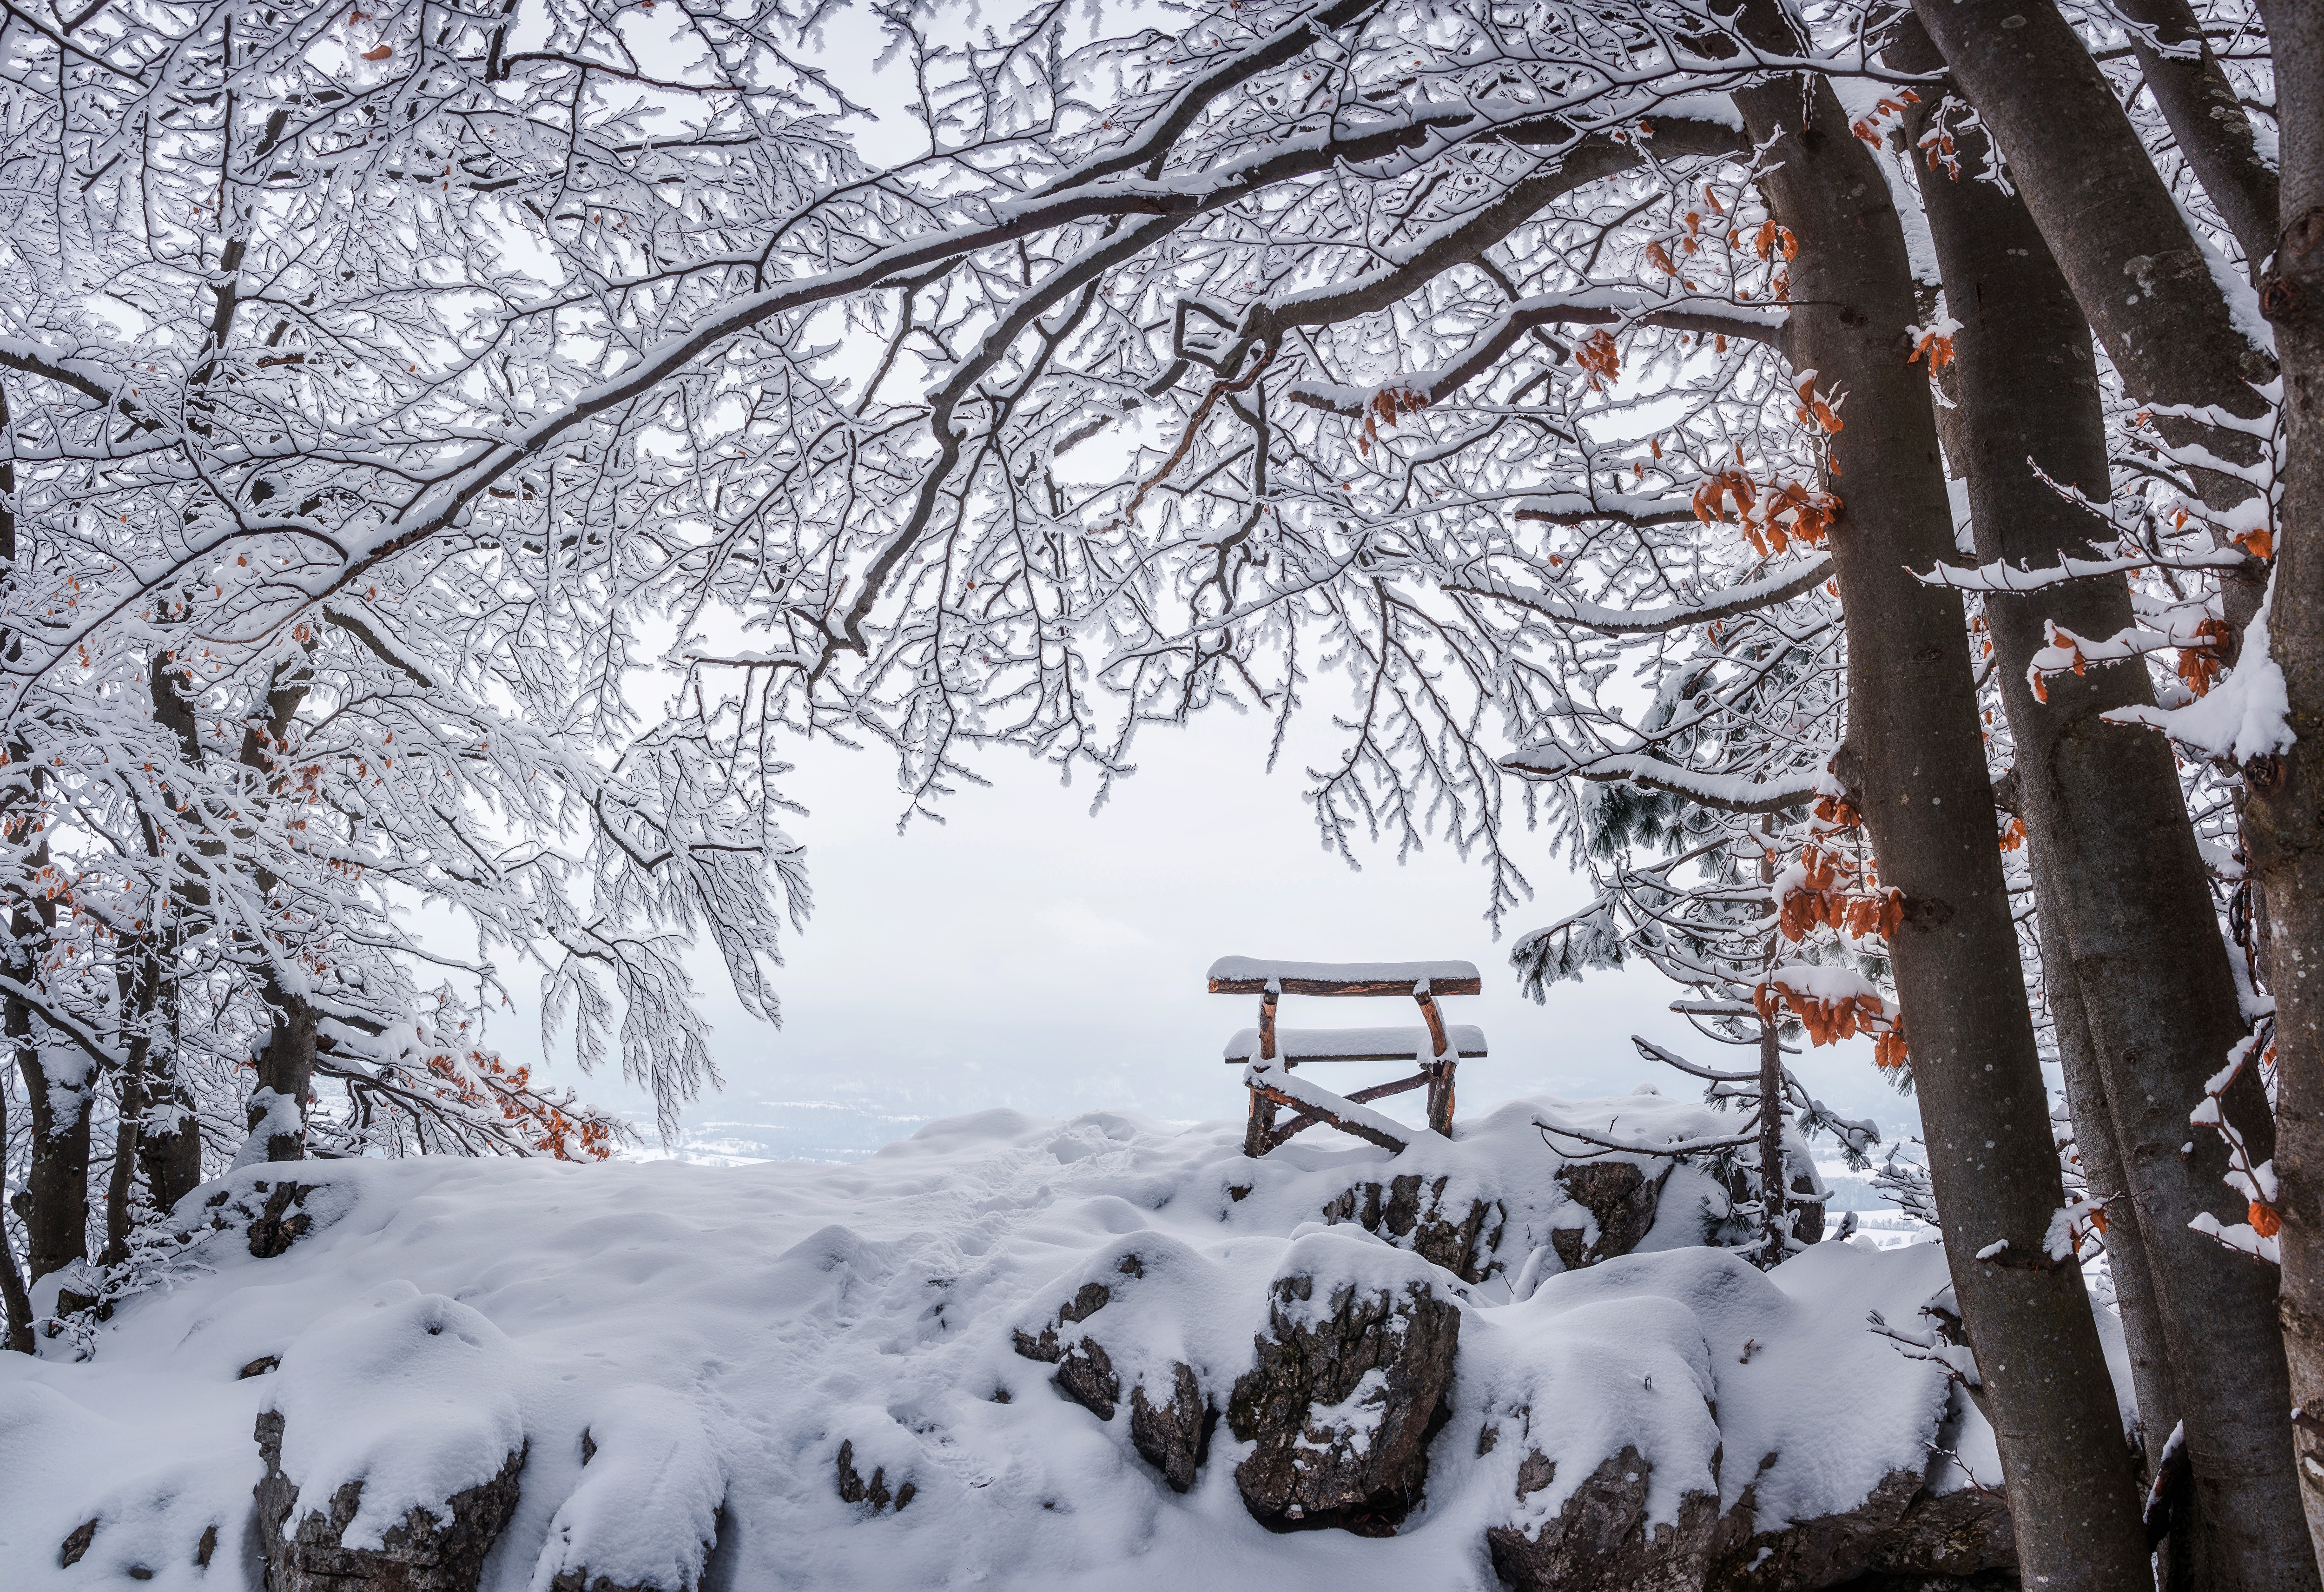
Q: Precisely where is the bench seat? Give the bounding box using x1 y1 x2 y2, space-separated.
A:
1221 1024 1487 1064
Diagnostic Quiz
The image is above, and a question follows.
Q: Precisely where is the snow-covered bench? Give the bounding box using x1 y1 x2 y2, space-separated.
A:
1208 957 1488 1157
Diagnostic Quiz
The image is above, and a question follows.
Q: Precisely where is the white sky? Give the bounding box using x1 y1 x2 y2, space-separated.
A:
468 706 1921 1158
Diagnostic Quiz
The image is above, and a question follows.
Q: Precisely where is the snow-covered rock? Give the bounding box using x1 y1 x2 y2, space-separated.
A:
1226 1236 1463 1533
0 1099 2041 1592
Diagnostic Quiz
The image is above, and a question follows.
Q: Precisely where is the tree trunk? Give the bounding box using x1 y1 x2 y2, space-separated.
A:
0 1030 31 1351
138 1070 204 1214
1727 20 2152 1585
99 949 162 1266
247 994 317 1163
2047 933 2182 1454
1895 21 2317 1584
1910 0 2274 638
2246 0 2324 1575
1758 820 1789 1268
2114 0 2283 274
98 1044 144 1268
239 655 320 1166
11 922 92 1289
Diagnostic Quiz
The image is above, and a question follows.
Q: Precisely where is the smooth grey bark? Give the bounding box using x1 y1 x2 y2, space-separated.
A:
2045 936 2180 1444
2244 0 2324 1575
1757 824 1789 1268
0 1030 30 1350
12 925 90 1289
97 1040 144 1268
2114 0 2283 274
99 948 163 1267
138 1070 203 1214
249 998 317 1163
1909 0 2274 638
1724 8 2150 1583
239 657 320 1164
0 396 34 1351
1891 20 2316 1586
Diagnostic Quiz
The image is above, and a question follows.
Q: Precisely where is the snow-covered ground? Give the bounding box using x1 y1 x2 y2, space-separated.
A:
0 1096 2046 1591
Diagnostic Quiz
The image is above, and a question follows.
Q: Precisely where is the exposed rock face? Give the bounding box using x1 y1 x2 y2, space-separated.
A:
1550 1163 1666 1270
1321 1173 1505 1282
835 1440 915 1513
1488 1446 1742 1592
247 1182 317 1259
548 1557 723 1592
1227 1272 1460 1534
253 1410 524 1592
1488 1452 2016 1592
1011 1273 1215 1492
1129 1362 1213 1493
1707 1475 2014 1591
1014 1280 1122 1418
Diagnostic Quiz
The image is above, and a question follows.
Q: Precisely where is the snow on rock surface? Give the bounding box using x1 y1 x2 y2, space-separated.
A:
0 1099 2022 1591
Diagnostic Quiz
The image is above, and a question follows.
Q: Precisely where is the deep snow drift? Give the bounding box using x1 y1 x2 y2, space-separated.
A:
0 1095 2086 1591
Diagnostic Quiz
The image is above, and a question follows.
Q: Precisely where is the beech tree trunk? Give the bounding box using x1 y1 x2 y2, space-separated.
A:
248 996 317 1163
1910 0 2275 636
1727 18 2151 1584
99 951 162 1267
2114 0 2283 274
2045 933 2181 1448
240 657 319 1165
138 1070 204 1215
0 1027 31 1350
2247 0 2324 1574
1758 827 1789 1268
11 914 91 1292
1893 21 2316 1583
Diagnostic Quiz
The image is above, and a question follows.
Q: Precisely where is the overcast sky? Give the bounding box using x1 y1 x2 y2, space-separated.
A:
466 706 1921 1161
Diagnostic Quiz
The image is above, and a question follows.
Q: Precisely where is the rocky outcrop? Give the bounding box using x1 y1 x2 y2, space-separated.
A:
1320 1174 1505 1282
1488 1446 1742 1592
1129 1361 1213 1493
1227 1272 1460 1534
1488 1453 2016 1592
1011 1268 1215 1492
549 1549 724 1592
190 1175 332 1261
253 1410 524 1592
247 1182 317 1259
1708 1473 2014 1591
835 1440 915 1513
1014 1280 1119 1414
1550 1162 1666 1270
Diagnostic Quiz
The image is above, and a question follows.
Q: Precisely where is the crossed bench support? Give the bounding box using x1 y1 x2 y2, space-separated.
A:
1208 957 1487 1158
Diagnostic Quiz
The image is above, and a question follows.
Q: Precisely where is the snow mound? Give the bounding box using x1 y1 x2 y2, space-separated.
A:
0 1100 2021 1591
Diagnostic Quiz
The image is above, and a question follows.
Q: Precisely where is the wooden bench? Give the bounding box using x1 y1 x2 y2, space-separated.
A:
1209 957 1487 1157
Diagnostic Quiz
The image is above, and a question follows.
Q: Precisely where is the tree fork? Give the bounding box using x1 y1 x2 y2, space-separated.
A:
1893 19 2316 1583
1727 14 2150 1582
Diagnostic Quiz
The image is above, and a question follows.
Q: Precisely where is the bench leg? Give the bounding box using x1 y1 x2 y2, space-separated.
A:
1244 1086 1279 1158
1426 1062 1456 1137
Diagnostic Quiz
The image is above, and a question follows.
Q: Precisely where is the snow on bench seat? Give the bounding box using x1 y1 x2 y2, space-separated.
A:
1206 956 1482 996
1221 1025 1488 1063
